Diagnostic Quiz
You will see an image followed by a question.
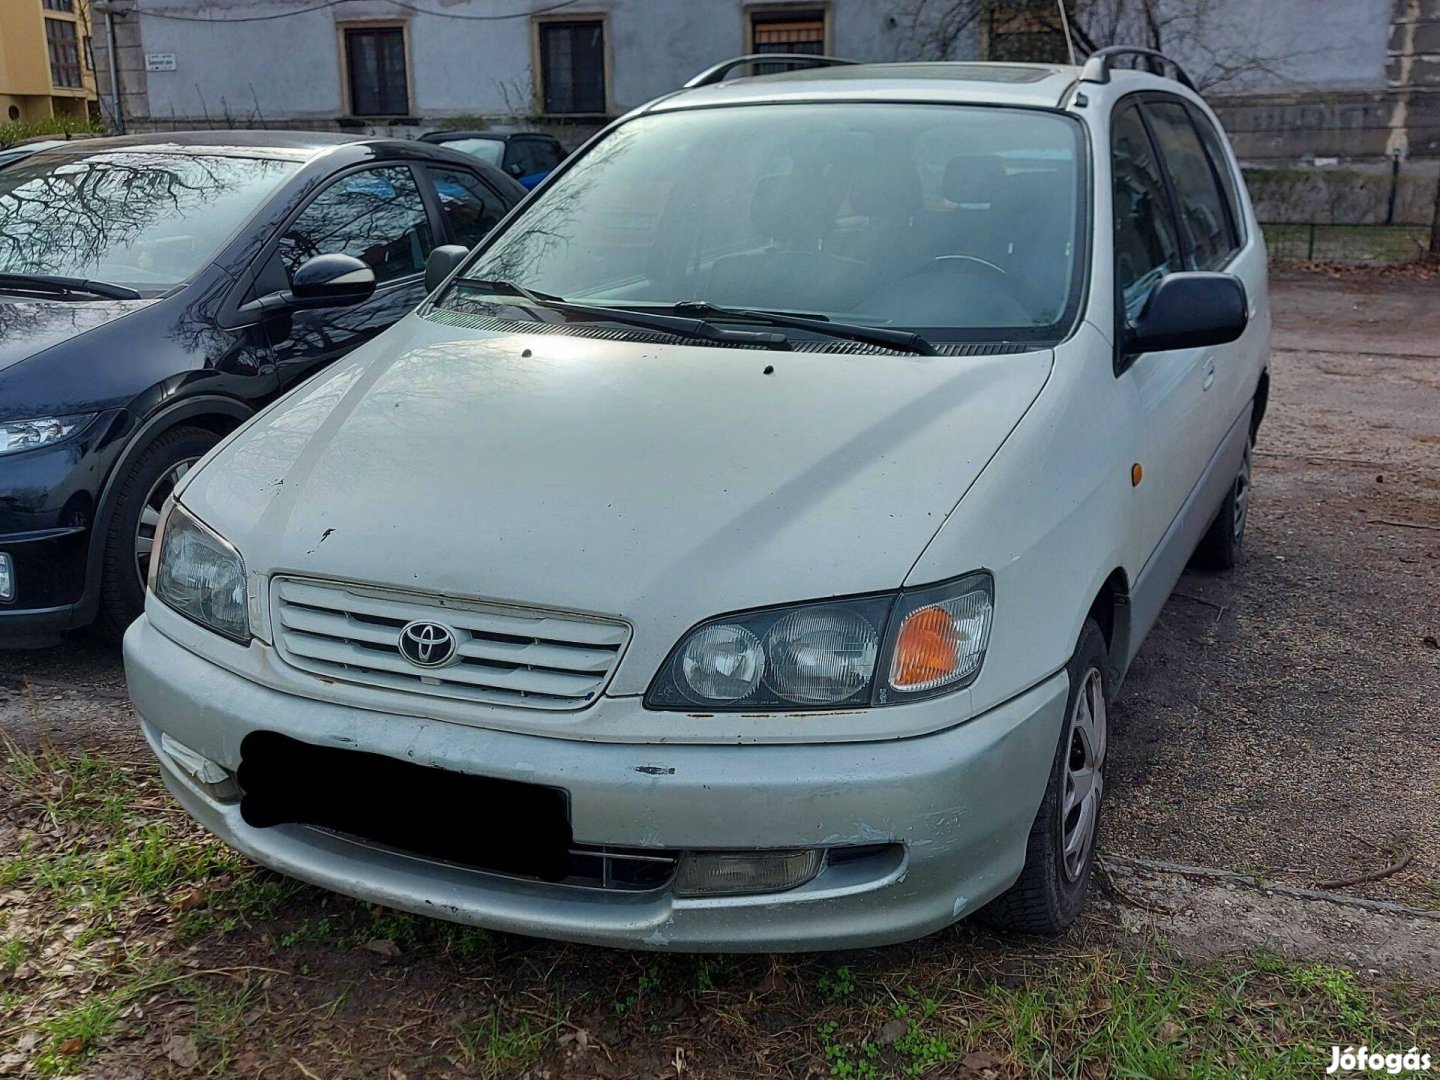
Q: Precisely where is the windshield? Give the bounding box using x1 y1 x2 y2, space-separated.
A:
0 151 300 293
441 138 505 165
458 103 1085 342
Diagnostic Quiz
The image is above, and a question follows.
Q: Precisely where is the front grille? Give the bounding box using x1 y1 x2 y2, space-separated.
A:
270 577 629 711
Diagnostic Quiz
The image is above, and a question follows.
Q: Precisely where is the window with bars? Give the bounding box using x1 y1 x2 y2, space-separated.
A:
45 18 83 89
749 7 826 70
344 26 410 117
538 19 606 114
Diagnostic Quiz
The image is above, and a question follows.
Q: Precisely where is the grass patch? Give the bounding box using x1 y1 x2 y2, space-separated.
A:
0 114 100 150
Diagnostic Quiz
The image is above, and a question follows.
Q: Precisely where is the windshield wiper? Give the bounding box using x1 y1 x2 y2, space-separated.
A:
450 278 790 350
670 300 937 356
0 273 142 301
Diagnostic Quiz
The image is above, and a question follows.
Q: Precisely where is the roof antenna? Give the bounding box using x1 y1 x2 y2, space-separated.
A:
1056 0 1078 65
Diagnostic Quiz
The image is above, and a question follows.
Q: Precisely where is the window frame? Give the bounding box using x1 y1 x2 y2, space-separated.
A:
45 16 84 90
1181 101 1247 251
744 3 832 57
339 21 413 119
418 162 515 247
532 13 610 117
240 161 444 308
1139 97 1240 273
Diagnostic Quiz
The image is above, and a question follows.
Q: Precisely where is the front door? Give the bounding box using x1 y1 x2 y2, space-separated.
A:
1111 102 1214 569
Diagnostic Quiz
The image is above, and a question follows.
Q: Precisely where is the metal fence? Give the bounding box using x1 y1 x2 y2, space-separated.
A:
1259 223 1434 265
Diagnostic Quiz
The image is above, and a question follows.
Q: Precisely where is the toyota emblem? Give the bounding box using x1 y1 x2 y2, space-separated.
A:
397 620 458 668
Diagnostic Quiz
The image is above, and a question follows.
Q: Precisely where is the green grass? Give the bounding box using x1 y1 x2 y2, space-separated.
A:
1261 223 1430 265
0 114 101 150
3 738 1438 1078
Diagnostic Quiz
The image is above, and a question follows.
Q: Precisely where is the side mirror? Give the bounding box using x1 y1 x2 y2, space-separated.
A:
1127 272 1247 354
425 244 469 293
237 253 375 319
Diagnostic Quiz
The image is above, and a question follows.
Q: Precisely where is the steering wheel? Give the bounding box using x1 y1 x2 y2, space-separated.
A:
933 254 1011 281
930 253 1048 318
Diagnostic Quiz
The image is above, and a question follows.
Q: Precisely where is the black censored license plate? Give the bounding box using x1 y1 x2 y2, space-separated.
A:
237 731 573 882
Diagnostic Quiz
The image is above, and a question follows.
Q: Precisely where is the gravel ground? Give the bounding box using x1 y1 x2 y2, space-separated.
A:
3 268 1437 937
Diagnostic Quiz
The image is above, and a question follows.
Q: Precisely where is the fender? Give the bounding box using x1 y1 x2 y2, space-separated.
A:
73 395 255 625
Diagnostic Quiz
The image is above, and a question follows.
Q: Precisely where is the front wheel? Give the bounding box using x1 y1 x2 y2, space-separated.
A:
93 426 218 643
977 618 1109 935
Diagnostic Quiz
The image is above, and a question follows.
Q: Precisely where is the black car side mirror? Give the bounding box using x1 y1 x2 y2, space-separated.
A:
238 253 376 319
425 244 469 293
1127 272 1247 355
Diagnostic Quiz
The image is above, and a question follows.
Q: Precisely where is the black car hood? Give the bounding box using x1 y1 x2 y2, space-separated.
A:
0 297 158 374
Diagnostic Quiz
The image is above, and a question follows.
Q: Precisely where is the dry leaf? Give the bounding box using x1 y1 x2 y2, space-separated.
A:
56 1035 85 1055
164 1033 199 1069
362 939 402 958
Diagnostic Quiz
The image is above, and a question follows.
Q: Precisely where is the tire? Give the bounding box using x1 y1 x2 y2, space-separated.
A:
93 426 218 643
976 618 1109 935
1191 436 1253 571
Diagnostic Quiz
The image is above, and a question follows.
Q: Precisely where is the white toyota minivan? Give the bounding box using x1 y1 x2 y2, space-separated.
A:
125 49 1270 950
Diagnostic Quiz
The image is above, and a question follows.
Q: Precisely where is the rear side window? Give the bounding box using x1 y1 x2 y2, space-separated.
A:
1144 101 1238 270
1111 104 1182 318
506 138 563 177
426 166 508 248
280 165 433 284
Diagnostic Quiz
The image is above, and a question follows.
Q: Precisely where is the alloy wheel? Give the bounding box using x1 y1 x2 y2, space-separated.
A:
134 459 198 590
1061 666 1107 882
1233 441 1253 545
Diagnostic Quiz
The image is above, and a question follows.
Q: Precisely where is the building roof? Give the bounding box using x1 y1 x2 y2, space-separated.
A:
650 62 1089 114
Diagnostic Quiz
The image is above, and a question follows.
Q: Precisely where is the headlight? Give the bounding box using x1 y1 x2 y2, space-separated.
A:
646 572 992 711
0 414 95 455
151 502 250 643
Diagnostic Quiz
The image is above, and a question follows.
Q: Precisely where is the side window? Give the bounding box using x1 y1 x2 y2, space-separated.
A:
1111 104 1182 319
279 166 432 284
425 167 508 248
1144 101 1238 271
1187 105 1246 247
504 138 558 178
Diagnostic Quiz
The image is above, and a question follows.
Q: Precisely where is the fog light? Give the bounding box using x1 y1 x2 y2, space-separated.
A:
673 849 823 897
160 732 239 802
0 553 13 602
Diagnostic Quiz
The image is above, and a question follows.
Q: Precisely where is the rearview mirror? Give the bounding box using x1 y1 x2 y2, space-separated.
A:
237 253 375 320
1127 272 1247 355
425 244 469 293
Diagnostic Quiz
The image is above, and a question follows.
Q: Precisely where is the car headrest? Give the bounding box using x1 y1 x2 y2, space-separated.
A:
941 155 1008 206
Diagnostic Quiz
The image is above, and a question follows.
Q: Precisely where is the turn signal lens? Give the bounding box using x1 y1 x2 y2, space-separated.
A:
886 575 993 696
891 605 960 688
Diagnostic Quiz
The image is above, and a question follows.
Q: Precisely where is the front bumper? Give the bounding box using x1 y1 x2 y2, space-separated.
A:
125 614 1068 952
0 526 91 642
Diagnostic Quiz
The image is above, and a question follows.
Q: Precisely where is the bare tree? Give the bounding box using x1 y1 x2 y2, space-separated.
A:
895 0 1313 93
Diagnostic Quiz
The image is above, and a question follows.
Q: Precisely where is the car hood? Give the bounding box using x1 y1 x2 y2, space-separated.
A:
0 296 157 374
180 314 1053 694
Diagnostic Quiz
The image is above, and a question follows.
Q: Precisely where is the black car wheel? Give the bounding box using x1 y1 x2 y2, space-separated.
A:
976 617 1109 935
1191 437 1253 571
94 426 218 643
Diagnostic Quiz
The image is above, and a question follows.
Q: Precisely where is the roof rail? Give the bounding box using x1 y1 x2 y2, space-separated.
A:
684 53 858 89
1078 45 1196 91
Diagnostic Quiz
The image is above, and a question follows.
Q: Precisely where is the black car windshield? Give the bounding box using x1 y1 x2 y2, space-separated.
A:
0 151 300 293
455 103 1085 342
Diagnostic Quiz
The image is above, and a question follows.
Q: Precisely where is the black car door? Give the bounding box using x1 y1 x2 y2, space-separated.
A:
258 163 439 394
421 163 514 249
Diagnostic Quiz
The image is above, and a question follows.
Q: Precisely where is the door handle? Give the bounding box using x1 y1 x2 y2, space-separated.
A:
1202 357 1216 391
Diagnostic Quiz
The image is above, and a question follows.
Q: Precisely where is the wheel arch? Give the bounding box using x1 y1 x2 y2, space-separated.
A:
77 396 254 623
1085 566 1132 687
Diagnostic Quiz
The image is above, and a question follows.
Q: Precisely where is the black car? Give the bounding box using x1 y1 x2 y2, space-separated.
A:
0 131 525 645
417 130 566 188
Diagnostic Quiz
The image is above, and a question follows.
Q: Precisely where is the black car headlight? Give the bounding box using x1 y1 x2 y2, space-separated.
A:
645 572 992 711
150 502 250 643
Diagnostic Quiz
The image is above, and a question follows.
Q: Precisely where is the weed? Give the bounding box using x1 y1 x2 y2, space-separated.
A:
819 964 858 1003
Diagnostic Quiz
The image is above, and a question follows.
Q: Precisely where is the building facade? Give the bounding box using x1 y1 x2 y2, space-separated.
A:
89 0 1438 221
0 0 98 124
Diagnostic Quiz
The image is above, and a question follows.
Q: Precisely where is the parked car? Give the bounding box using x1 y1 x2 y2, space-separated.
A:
0 131 525 645
418 130 565 188
0 135 99 170
125 51 1270 950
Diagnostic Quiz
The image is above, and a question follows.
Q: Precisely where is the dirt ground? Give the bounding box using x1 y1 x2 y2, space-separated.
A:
2 270 1438 1078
